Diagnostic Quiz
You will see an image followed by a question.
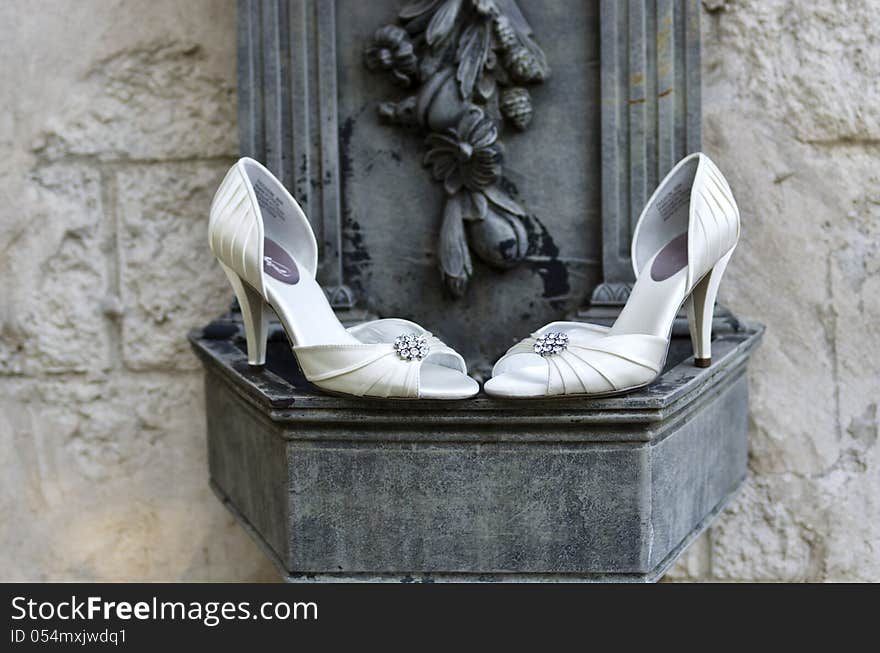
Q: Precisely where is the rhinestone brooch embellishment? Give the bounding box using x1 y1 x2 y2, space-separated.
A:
534 331 569 357
394 334 430 361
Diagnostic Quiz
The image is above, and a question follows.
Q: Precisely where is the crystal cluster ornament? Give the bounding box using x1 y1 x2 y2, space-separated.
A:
533 331 569 357
394 333 430 361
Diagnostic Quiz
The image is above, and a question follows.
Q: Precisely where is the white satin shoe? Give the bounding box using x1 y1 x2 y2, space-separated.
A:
209 157 479 399
485 152 739 398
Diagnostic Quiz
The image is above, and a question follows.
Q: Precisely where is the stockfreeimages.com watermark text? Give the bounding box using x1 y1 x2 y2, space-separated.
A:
11 595 317 628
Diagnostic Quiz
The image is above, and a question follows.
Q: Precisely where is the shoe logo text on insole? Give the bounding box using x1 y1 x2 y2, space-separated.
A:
263 238 300 284
264 256 294 278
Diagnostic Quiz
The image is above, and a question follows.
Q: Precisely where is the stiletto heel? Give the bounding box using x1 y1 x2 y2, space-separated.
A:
486 152 740 398
220 262 270 367
209 157 478 399
685 247 734 368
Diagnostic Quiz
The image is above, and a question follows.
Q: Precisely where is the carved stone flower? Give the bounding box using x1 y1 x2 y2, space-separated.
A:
364 25 418 87
423 107 503 195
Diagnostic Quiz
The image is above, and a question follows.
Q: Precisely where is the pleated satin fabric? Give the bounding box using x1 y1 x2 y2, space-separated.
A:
209 164 267 296
295 320 467 399
209 158 319 297
684 155 740 293
631 152 740 293
492 326 666 395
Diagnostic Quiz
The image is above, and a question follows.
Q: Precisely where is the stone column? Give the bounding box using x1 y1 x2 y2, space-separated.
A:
581 0 701 321
237 0 355 310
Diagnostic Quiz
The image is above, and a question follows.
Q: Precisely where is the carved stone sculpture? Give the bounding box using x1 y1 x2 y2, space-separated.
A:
364 0 549 297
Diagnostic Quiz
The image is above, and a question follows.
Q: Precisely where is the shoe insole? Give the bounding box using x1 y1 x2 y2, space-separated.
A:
263 238 357 347
611 233 689 338
650 232 688 281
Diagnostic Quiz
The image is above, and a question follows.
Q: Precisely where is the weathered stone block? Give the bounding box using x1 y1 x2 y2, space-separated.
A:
32 40 237 162
0 372 277 581
192 322 762 582
117 163 232 371
705 0 880 143
0 164 111 375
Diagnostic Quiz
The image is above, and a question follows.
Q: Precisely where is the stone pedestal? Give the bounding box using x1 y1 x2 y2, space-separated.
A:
190 321 762 582
200 0 762 584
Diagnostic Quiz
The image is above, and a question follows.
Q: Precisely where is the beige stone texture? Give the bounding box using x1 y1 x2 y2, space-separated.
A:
668 0 879 582
0 0 274 581
116 163 231 370
1 0 877 581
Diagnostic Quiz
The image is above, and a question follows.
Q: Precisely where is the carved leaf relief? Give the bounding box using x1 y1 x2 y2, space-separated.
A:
365 0 549 296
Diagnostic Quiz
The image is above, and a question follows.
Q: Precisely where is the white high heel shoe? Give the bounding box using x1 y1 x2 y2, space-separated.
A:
485 152 739 398
209 157 479 400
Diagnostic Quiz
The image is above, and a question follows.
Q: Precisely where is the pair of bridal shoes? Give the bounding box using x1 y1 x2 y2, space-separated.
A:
209 153 738 401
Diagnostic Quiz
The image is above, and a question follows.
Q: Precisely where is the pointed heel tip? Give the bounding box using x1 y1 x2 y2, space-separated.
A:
694 357 712 368
248 362 266 370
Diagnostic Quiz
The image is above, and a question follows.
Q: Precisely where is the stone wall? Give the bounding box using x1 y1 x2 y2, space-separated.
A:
0 1 876 581
0 0 275 581
667 0 879 581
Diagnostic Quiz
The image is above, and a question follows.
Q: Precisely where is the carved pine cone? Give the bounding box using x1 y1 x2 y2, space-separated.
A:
500 87 533 130
505 47 544 84
493 14 548 84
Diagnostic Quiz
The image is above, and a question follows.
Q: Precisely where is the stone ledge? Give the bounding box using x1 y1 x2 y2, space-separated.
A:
189 320 764 428
191 319 762 582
